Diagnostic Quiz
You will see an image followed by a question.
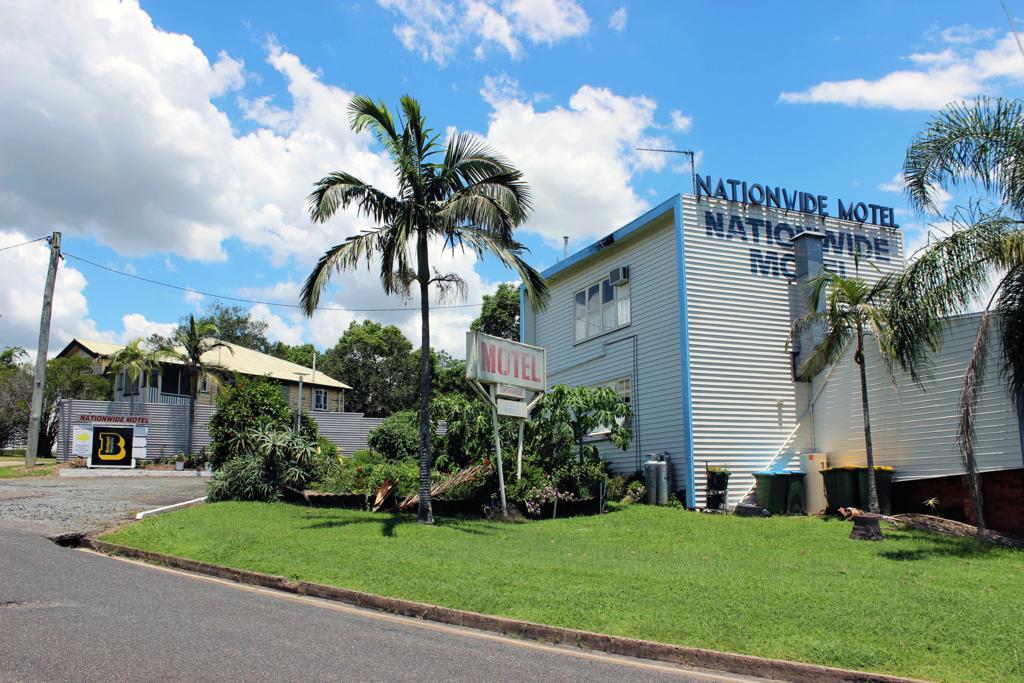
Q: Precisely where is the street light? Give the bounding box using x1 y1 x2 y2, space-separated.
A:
293 372 309 430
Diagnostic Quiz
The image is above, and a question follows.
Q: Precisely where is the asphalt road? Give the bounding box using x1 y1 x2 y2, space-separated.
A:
0 528 766 683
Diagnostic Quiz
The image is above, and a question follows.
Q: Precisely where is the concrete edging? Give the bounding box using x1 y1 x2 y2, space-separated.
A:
80 537 925 683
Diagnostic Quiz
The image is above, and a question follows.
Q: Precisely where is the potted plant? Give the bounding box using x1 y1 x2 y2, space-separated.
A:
175 453 185 472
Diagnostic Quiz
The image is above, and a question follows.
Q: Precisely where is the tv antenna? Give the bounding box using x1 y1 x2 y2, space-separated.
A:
635 147 697 197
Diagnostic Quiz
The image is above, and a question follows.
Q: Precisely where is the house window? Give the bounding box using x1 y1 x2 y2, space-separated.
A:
314 388 328 411
160 365 187 396
574 274 630 342
116 371 124 393
200 375 210 393
280 383 290 403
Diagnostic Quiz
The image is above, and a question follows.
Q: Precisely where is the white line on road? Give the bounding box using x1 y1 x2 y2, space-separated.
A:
79 548 766 682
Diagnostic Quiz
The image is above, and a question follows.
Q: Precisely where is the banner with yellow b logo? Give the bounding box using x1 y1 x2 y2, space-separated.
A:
89 426 134 467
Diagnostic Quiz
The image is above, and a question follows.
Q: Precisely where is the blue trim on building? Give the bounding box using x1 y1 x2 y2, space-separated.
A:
1018 395 1024 466
541 196 680 280
519 284 526 343
673 196 697 507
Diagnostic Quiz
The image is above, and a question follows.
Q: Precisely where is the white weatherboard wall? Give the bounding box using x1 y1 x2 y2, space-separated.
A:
526 205 688 485
813 314 1024 479
681 195 904 506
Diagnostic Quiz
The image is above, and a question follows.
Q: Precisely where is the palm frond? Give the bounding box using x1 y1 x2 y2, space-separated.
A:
903 97 1024 214
299 229 388 315
887 209 1016 383
307 172 402 225
452 225 549 308
996 265 1024 405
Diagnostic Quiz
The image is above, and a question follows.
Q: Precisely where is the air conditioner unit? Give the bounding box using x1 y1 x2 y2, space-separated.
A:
609 265 630 286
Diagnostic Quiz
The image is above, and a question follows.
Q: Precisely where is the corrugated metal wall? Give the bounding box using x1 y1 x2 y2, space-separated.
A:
681 195 904 506
57 400 384 461
527 207 689 484
812 313 1023 479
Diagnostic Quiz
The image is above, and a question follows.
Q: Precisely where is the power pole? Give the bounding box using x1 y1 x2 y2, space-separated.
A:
26 231 61 467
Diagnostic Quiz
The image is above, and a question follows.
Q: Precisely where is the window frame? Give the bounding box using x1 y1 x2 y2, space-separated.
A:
199 375 210 394
572 272 631 344
313 387 328 412
586 376 633 440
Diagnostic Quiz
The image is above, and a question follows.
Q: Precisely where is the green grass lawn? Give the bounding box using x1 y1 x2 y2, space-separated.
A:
104 503 1023 683
0 464 56 478
0 455 54 463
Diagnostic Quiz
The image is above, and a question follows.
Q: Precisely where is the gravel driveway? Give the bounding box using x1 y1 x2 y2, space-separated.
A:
0 475 207 536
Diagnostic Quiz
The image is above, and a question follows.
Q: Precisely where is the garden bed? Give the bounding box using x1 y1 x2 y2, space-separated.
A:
103 502 1024 683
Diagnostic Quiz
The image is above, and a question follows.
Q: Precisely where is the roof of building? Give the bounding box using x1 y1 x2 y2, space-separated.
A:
57 338 351 390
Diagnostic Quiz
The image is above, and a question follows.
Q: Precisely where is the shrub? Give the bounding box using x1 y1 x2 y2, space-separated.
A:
208 378 292 468
206 423 319 502
367 411 420 461
207 453 281 502
606 475 627 502
430 393 513 471
624 480 647 504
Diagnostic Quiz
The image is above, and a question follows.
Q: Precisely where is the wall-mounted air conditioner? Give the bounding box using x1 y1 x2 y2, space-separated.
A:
609 265 630 286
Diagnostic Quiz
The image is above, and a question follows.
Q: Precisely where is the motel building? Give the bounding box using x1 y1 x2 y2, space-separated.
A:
521 178 1024 535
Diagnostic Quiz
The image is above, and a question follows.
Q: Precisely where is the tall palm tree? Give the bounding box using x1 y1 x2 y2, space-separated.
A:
106 338 161 412
891 97 1024 531
301 95 548 524
161 316 231 457
791 271 894 514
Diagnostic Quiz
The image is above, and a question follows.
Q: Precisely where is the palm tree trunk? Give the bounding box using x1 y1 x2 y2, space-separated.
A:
187 367 197 458
856 327 880 514
416 232 434 525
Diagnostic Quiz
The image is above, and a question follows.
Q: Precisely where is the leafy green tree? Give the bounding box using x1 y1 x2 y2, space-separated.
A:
0 351 31 448
268 342 318 370
38 357 110 457
195 302 271 353
470 282 522 340
301 95 547 523
790 271 894 514
891 96 1024 530
1 346 27 369
320 320 416 417
106 338 161 411
160 315 231 456
409 348 470 398
208 377 299 468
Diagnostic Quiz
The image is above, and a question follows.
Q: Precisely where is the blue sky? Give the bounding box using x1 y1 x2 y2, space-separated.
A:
1 0 1023 357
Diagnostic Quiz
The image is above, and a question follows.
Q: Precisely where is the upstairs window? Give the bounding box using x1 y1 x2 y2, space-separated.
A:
574 269 630 342
160 365 188 396
314 388 328 411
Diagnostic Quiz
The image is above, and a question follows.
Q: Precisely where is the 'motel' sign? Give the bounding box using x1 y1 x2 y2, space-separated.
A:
466 332 546 392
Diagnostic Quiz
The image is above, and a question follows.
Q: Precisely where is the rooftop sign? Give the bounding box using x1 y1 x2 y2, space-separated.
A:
696 174 900 228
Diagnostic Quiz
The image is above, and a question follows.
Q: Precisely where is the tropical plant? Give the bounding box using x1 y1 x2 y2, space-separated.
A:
159 315 231 457
106 338 161 411
207 423 319 502
208 377 293 468
39 357 110 458
790 270 894 514
300 95 548 523
891 96 1024 531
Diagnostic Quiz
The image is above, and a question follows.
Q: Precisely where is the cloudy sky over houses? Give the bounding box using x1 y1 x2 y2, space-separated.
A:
2 0 1023 357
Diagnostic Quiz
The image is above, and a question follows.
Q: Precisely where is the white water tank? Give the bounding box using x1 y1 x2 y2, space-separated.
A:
799 452 828 515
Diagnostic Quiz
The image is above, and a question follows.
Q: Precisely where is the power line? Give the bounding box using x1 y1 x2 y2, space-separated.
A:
0 236 49 253
61 251 484 312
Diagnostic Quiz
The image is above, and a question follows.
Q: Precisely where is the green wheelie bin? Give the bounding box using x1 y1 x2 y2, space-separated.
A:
855 466 895 514
754 471 790 515
821 467 858 513
785 472 806 514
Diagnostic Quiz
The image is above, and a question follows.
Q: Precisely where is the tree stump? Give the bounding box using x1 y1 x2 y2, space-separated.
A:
850 513 884 541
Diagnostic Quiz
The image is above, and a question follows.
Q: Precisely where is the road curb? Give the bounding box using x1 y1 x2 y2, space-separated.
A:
80 537 926 683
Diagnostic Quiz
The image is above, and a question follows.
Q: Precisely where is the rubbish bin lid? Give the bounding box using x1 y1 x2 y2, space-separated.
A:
755 469 794 476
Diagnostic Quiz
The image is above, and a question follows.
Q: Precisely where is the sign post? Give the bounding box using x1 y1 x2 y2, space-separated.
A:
465 332 546 514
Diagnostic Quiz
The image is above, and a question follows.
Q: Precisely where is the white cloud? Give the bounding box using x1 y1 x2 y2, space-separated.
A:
119 313 176 342
478 78 663 245
878 173 952 214
377 0 589 65
669 109 693 132
608 6 628 32
779 29 1024 110
183 290 204 306
0 2 395 267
